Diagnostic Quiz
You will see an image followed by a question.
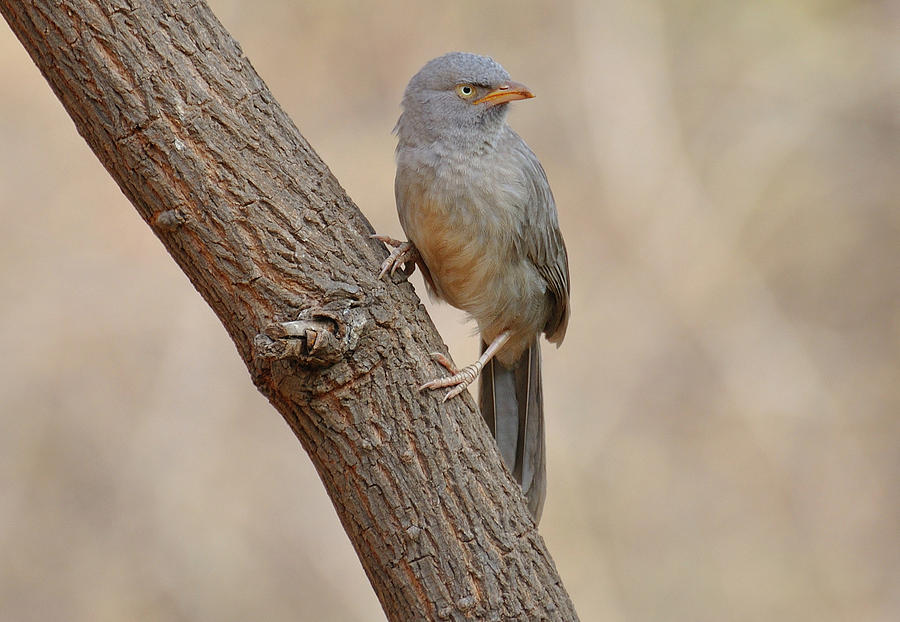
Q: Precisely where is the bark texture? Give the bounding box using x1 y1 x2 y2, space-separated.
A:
1 1 579 621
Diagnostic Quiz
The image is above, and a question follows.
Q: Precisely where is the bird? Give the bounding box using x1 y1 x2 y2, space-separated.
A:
374 52 569 523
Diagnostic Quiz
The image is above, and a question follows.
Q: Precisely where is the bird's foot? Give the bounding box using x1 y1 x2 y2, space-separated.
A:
429 352 457 374
371 235 418 279
420 353 484 402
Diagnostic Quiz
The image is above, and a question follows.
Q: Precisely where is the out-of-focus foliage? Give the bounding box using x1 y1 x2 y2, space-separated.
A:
1 1 896 620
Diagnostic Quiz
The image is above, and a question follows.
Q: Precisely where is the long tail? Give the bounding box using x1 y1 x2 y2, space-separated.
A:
479 337 546 523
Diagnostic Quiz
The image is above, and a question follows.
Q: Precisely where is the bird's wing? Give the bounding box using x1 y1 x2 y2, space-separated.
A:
508 130 570 343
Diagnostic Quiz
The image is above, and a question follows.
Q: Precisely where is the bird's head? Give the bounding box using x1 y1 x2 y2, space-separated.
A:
396 52 534 148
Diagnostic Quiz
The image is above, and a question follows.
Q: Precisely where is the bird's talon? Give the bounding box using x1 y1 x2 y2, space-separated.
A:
418 379 442 392
429 352 457 374
374 238 418 280
442 384 469 402
419 361 483 401
370 234 404 247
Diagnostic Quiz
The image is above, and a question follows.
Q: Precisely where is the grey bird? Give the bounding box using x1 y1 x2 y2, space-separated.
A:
374 52 570 523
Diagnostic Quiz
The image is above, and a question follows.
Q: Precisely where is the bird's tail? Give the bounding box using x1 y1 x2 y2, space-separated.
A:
479 337 546 523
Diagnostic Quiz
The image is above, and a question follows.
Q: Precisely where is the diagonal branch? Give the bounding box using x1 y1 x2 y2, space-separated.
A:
1 1 578 620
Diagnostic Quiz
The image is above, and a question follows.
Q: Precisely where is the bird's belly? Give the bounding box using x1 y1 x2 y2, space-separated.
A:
405 195 547 350
409 198 497 310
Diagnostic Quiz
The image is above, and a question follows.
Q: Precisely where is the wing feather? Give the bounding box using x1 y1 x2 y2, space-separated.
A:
506 129 570 343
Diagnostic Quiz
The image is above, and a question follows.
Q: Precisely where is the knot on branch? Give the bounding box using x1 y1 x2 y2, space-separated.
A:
254 307 368 368
152 208 188 231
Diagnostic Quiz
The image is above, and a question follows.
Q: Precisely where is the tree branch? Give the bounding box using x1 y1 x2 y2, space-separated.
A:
1 1 578 620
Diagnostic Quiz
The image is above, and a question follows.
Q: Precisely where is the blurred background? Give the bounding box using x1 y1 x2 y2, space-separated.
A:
1 0 897 620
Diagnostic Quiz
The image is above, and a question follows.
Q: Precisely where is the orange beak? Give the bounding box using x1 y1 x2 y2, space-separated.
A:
473 81 535 107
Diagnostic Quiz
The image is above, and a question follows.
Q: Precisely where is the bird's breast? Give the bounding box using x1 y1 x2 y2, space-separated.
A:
396 152 547 346
404 189 505 311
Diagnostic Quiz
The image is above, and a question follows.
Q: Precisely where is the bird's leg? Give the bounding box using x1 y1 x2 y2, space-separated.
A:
371 235 419 278
421 331 511 402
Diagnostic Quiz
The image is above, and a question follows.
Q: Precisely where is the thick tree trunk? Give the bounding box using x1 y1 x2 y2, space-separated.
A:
1 1 578 620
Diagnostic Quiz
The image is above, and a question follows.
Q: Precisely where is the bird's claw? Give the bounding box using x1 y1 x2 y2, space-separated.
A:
370 234 405 247
371 235 418 279
428 352 457 374
419 358 484 402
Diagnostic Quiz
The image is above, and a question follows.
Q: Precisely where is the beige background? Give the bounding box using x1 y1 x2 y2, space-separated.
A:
1 1 897 620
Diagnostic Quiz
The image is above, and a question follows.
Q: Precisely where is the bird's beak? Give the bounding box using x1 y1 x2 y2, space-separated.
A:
473 81 535 107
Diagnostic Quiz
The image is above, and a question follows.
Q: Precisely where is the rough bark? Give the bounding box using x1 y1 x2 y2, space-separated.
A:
1 1 579 620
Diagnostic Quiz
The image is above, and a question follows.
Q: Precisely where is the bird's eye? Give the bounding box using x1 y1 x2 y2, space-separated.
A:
456 84 476 99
